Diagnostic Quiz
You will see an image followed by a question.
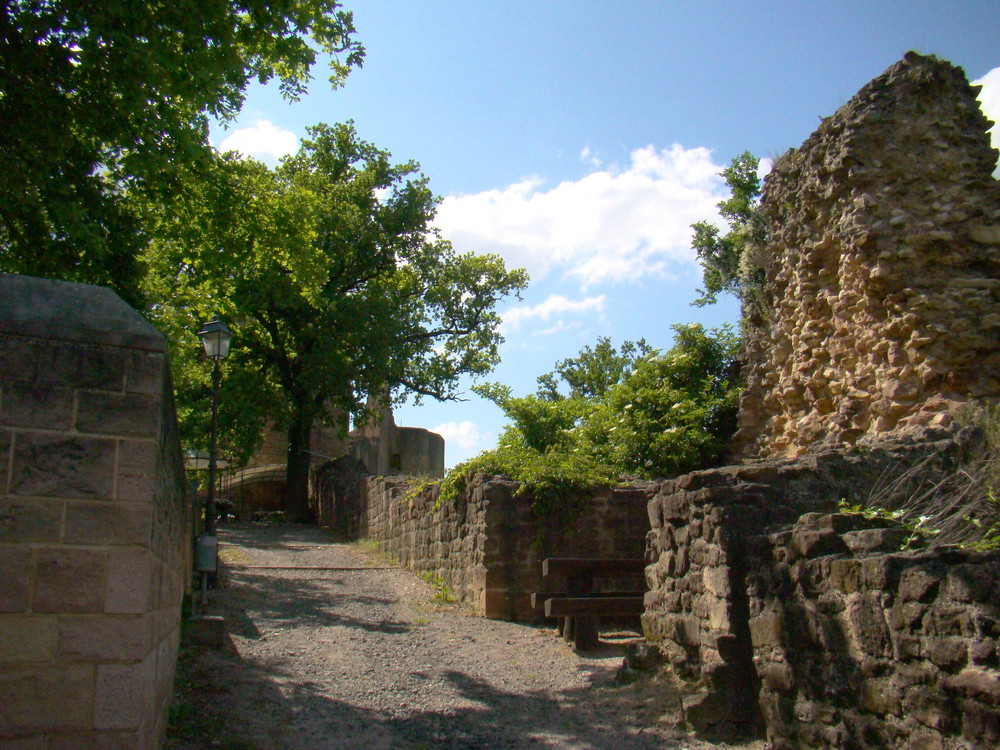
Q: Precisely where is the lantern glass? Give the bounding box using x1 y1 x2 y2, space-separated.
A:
197 317 232 360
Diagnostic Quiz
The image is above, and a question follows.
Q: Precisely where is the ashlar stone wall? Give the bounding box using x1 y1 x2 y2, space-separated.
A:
735 52 1000 459
0 275 190 749
314 463 650 620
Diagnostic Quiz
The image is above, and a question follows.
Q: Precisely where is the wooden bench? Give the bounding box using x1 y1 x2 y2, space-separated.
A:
533 557 647 651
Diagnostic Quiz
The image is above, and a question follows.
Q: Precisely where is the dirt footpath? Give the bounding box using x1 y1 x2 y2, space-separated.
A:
166 524 766 749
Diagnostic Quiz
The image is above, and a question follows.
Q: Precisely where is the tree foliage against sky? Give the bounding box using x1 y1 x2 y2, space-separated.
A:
142 123 528 519
441 325 741 514
0 0 363 304
691 151 768 313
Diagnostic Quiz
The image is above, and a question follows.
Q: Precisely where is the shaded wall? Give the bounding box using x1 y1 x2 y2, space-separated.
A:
313 464 650 620
643 429 1000 747
0 275 190 749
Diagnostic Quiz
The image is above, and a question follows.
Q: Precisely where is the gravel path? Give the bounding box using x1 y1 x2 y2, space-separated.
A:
167 523 766 750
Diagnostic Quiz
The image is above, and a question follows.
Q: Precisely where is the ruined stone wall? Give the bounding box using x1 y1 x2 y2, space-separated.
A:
735 53 1000 459
313 464 649 620
0 275 190 748
642 429 1000 747
748 515 999 749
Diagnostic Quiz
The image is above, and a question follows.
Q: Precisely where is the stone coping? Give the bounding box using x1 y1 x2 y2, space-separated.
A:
0 274 164 352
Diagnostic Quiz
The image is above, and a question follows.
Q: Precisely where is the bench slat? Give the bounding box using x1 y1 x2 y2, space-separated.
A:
541 557 647 578
544 596 645 617
531 590 647 610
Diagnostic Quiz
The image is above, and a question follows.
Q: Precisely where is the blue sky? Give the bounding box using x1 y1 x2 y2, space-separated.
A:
211 1 1000 468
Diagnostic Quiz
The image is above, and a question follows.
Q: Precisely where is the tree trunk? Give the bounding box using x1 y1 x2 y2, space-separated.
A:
284 414 313 523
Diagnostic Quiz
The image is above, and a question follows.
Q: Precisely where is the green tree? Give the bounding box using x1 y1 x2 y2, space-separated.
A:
442 326 739 513
536 336 652 401
691 151 768 312
143 123 528 519
597 324 740 476
0 0 363 304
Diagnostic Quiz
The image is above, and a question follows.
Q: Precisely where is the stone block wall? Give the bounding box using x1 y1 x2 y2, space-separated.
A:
314 463 650 620
748 515 1000 749
735 52 1000 459
0 275 190 749
643 428 1000 747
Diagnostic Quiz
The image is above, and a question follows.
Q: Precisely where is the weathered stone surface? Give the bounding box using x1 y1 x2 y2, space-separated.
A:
76 392 161 438
315 465 650 620
733 53 1000 460
0 665 94 734
0 383 74 430
63 502 152 546
10 433 116 498
0 617 58 663
0 275 189 749
57 616 152 662
644 430 1000 748
32 548 107 614
0 500 63 543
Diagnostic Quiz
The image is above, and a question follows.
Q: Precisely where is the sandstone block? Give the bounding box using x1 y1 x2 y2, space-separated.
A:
76 392 160 438
125 351 166 395
0 500 63 544
925 636 968 669
750 613 784 647
944 668 1000 702
703 566 731 598
116 440 159 503
0 616 57 664
830 558 860 594
960 701 1000 744
945 565 994 603
847 597 891 657
759 661 795 695
0 546 31 613
94 659 153 730
902 686 955 732
0 383 74 430
0 664 94 734
859 678 902 716
64 502 152 546
10 432 116 499
32 548 107 613
789 528 848 560
57 615 152 662
888 600 927 631
37 341 127 391
970 225 1000 244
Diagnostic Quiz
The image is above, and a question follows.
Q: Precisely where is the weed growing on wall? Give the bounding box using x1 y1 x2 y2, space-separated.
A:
839 403 1000 550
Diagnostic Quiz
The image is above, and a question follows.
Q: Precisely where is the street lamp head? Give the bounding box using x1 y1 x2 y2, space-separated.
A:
197 316 232 361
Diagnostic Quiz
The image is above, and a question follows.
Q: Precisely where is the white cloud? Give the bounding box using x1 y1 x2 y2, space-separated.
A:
218 119 299 162
433 421 487 452
973 66 1000 171
502 294 606 330
579 146 602 168
434 144 725 288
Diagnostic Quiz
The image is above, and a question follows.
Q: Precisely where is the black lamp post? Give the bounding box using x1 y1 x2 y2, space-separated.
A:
197 316 232 536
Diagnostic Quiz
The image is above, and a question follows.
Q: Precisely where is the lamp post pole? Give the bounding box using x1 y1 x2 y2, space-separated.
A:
197 316 232 538
206 356 222 536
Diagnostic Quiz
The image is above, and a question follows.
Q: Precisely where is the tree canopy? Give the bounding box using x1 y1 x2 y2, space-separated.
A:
691 151 768 313
142 123 528 519
0 0 363 304
441 325 741 516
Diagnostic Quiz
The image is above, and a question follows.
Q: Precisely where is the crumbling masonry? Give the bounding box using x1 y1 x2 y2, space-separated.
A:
642 53 1000 749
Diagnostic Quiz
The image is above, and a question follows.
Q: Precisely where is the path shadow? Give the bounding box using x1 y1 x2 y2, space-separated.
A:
222 569 412 636
168 633 692 750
